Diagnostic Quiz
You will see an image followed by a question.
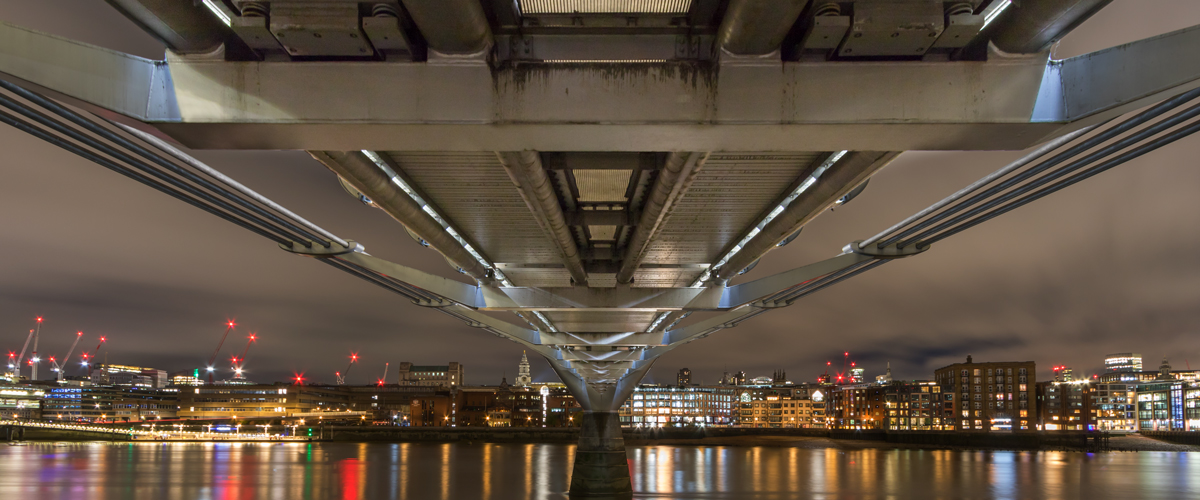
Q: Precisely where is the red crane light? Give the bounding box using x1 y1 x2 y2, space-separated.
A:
36 317 42 323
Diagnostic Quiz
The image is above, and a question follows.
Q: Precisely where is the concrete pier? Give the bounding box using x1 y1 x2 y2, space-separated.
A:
569 412 631 499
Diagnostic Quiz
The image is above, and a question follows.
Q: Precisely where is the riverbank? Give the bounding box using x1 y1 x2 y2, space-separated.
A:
625 433 1200 452
11 424 1199 452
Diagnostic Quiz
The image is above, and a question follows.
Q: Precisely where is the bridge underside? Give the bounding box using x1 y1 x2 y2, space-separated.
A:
3 1 1200 497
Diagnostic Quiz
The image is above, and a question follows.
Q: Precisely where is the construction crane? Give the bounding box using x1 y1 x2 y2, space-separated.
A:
49 331 84 381
377 362 389 386
206 321 235 383
79 335 107 374
231 333 257 379
335 352 358 385
11 317 41 380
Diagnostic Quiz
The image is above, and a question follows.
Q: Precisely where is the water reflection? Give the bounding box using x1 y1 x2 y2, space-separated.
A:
0 442 1198 499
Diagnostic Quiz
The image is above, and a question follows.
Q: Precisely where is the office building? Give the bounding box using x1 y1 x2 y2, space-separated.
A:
177 384 352 419
620 385 736 427
0 385 45 420
90 364 169 389
1093 383 1136 431
1105 353 1143 373
396 362 463 388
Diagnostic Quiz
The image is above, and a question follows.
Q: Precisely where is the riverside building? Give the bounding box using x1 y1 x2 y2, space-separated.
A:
933 356 1035 431
395 362 463 388
619 385 736 427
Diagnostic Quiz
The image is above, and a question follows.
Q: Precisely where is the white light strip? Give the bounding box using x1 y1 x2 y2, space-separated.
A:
646 312 669 332
362 151 515 287
982 0 1011 29
690 151 848 287
201 0 232 27
532 311 559 332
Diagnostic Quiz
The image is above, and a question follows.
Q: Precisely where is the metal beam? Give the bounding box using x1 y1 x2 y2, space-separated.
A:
719 251 873 309
309 150 492 281
1033 24 1200 124
617 152 706 284
498 151 589 286
715 151 900 281
3 22 1200 151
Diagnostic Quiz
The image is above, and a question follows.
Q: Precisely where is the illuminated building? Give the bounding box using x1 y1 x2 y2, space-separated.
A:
177 384 351 420
0 386 44 420
850 366 865 384
1036 380 1093 430
169 370 204 386
1093 383 1136 431
933 356 1036 431
620 385 736 427
1133 380 1193 431
90 364 169 389
42 386 175 422
1097 356 1200 384
677 368 691 386
1052 365 1074 382
884 381 951 431
396 362 463 388
1104 353 1143 373
738 390 825 428
829 383 885 429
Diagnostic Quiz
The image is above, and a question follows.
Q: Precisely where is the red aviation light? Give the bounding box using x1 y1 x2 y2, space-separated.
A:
76 331 83 337
851 362 856 367
350 353 359 362
227 321 236 328
36 317 43 323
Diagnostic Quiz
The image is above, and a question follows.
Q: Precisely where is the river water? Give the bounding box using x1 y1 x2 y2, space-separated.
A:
1 441 1198 499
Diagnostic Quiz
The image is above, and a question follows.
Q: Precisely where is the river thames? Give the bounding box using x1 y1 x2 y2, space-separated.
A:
1 442 1198 499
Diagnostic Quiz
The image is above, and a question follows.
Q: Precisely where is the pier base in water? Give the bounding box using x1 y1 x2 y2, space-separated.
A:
569 412 631 499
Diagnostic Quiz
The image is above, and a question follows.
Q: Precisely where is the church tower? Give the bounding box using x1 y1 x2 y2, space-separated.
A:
516 351 532 387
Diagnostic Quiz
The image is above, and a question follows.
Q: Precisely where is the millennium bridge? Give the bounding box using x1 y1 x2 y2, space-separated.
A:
1 0 1198 496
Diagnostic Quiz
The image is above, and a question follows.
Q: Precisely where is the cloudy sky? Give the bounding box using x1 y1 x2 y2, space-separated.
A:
1 1 1199 386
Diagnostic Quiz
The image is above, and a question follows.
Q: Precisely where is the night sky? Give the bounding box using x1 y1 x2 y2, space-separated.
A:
2 1 1200 387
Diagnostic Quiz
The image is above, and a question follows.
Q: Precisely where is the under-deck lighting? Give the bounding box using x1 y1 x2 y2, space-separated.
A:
982 0 1012 29
201 0 232 27
691 151 848 286
361 150 515 287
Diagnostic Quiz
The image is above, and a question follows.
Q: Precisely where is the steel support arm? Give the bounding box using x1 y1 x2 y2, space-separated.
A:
718 251 873 309
617 152 706 284
309 150 492 281
498 151 589 286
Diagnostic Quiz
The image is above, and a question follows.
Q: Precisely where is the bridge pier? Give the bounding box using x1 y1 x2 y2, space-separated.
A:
570 412 632 499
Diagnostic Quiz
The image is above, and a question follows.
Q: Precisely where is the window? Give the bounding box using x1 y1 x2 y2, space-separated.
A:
1019 368 1027 375
974 369 981 376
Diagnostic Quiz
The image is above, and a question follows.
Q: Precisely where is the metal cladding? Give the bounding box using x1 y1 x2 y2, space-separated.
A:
309 150 492 281
617 152 705 284
498 151 589 286
985 0 1114 54
400 0 492 55
104 0 233 53
714 151 899 282
717 0 809 55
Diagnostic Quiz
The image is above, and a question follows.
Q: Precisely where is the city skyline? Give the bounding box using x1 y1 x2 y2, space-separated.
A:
2 2 1200 388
